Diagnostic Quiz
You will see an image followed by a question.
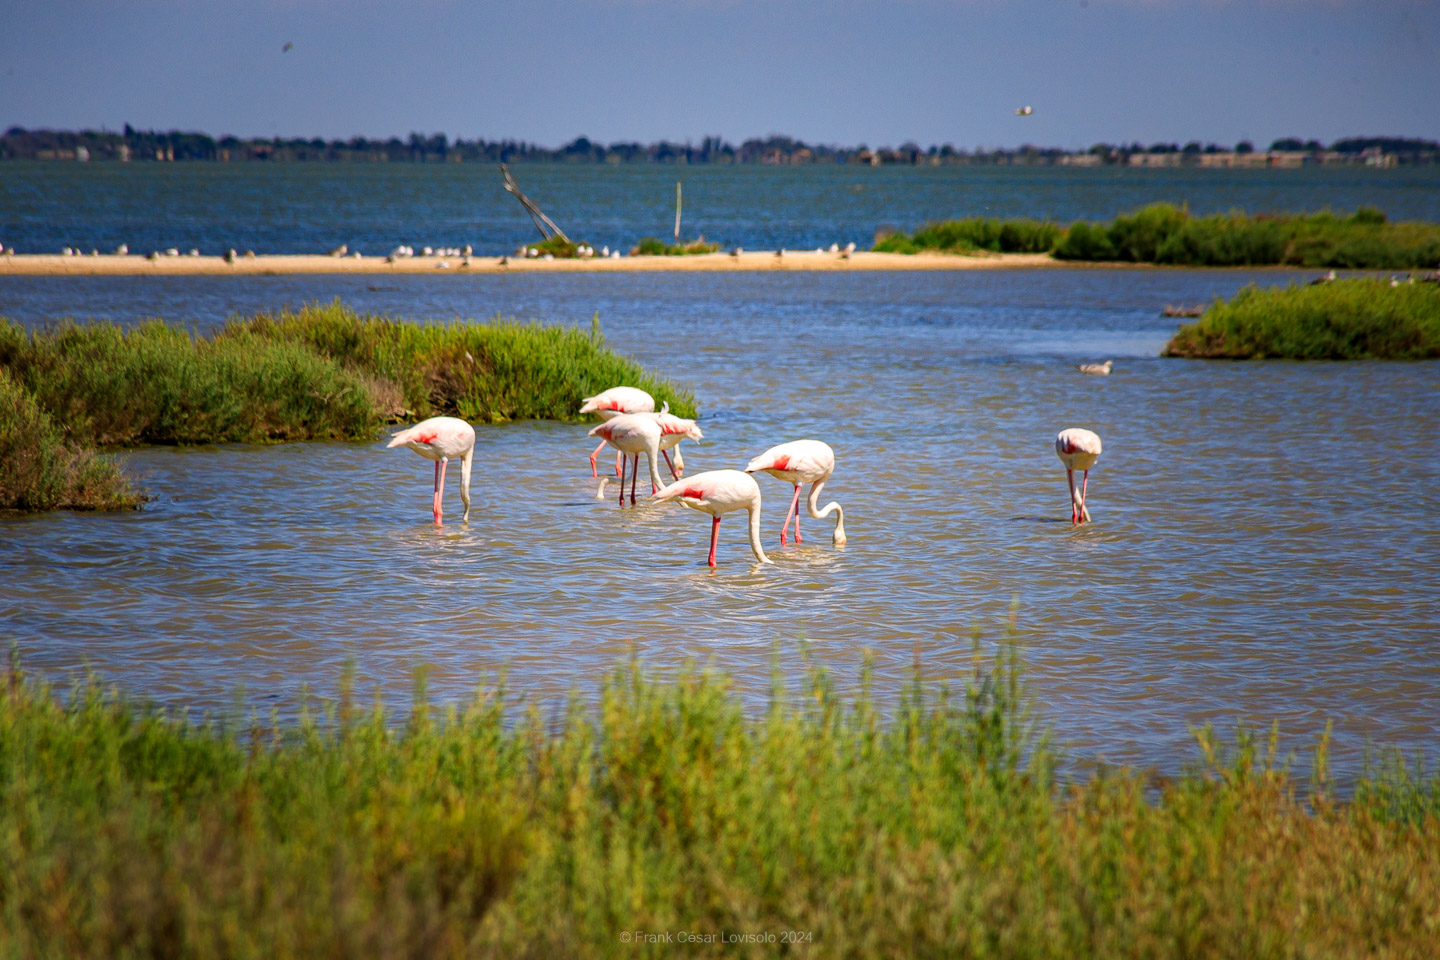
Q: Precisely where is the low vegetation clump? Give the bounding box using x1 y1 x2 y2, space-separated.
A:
873 217 1061 255
3 644 1438 958
1054 203 1440 268
876 205 1440 269
629 236 722 256
0 368 139 511
520 236 593 259
0 301 694 450
1163 278 1440 359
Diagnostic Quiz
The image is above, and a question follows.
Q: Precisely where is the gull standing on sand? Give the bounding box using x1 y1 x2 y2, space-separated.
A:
1055 428 1102 525
579 386 656 476
387 416 475 525
653 470 772 567
1078 360 1113 375
745 440 847 546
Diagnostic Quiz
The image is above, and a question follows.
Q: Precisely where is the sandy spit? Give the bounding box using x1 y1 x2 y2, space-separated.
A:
0 250 1094 276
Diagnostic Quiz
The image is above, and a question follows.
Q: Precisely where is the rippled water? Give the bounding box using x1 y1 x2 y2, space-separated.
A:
3 268 1439 777
4 162 1440 256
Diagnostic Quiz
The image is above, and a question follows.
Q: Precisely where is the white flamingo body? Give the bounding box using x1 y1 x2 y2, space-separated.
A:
745 439 846 546
580 386 656 476
387 416 475 525
653 470 772 566
1055 428 1103 524
588 413 664 506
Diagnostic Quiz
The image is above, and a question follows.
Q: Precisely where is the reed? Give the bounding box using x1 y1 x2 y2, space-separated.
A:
630 236 722 256
873 217 1062 255
0 368 139 511
1163 278 1440 359
0 302 696 451
3 642 1437 958
1054 204 1440 268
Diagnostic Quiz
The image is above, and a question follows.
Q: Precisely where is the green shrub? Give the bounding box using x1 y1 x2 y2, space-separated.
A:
1 303 697 451
629 236 721 256
873 217 1061 254
0 368 139 510
1163 279 1440 359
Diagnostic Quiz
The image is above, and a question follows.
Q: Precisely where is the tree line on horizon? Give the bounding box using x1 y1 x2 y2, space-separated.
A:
3 125 1438 166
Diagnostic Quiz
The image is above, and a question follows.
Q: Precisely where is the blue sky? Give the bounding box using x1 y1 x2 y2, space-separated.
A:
2 0 1437 150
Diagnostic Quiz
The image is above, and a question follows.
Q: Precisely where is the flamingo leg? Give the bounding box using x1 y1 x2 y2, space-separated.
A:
629 454 638 505
615 451 623 478
780 484 801 545
434 458 448 526
588 439 608 478
709 515 720 567
661 449 680 482
618 453 627 508
793 488 804 544
1067 469 1077 525
1080 470 1092 523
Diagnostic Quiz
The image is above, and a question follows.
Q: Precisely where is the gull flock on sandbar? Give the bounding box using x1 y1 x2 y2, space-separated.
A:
388 377 1109 567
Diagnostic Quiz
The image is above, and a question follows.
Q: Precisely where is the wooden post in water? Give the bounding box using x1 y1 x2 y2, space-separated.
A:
674 181 682 245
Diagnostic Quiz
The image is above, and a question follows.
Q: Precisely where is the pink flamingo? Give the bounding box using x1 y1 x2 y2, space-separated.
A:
653 410 703 481
1055 428 1103 525
588 413 667 507
745 439 847 546
386 416 475 525
653 470 773 567
579 386 654 477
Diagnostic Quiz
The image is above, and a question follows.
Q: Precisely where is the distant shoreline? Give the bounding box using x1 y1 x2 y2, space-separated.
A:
0 251 1312 276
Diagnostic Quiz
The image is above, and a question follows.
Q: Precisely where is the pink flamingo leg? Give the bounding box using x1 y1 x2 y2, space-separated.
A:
779 483 801 545
617 453 627 507
433 458 448 526
793 489 803 544
629 454 638 505
661 449 680 481
708 515 720 567
588 439 608 478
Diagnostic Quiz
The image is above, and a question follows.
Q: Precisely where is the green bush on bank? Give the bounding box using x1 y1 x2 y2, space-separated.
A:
0 368 139 510
873 217 1061 255
2 644 1437 958
1163 279 1440 359
877 205 1440 269
0 301 696 451
630 236 721 256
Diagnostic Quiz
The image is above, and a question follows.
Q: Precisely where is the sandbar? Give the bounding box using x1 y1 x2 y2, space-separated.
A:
0 250 1090 277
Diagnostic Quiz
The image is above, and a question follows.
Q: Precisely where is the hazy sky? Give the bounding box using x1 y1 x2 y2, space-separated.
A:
2 0 1437 150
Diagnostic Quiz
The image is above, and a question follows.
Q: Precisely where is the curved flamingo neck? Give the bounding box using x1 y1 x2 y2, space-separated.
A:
806 481 846 545
746 499 772 564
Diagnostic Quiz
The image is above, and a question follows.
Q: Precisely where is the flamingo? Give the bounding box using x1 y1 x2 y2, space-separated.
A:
653 470 772 567
588 413 664 507
745 440 847 546
1054 428 1102 525
653 410 703 481
386 416 475 525
580 386 655 477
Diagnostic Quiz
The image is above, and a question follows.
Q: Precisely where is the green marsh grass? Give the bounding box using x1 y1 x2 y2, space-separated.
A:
0 301 695 447
877 205 1440 269
0 368 139 511
872 218 1062 255
3 643 1438 958
630 236 722 256
1163 278 1440 359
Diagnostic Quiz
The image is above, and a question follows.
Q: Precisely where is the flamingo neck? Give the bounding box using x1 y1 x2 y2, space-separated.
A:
747 500 772 564
459 448 474 522
806 481 846 545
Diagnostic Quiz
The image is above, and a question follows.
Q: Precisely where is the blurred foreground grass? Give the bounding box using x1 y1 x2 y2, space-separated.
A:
2 641 1436 958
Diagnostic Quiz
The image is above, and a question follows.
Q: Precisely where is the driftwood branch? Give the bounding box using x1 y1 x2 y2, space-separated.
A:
499 164 571 244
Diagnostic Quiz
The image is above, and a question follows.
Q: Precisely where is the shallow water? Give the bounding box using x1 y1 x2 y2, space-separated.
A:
3 268 1439 777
